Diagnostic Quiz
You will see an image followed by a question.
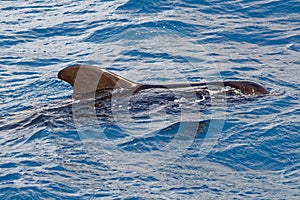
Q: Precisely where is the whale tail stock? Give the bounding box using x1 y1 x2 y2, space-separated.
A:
58 65 269 96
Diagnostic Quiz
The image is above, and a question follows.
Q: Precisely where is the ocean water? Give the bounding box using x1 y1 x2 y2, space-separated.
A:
0 0 299 199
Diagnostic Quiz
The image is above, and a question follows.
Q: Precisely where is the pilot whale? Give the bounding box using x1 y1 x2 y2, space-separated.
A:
58 65 269 97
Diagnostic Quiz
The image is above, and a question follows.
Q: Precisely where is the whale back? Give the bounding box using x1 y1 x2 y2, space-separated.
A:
58 65 269 96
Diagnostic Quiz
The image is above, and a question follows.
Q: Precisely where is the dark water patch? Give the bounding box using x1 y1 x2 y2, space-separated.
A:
239 0 300 18
0 163 18 169
0 37 32 47
15 58 70 67
63 10 98 15
232 66 259 71
12 71 40 76
218 30 299 46
0 173 21 182
181 0 209 6
47 182 79 194
29 20 87 39
14 31 37 40
117 0 174 13
220 70 240 77
20 160 43 167
1 4 58 11
30 26 81 38
86 18 130 30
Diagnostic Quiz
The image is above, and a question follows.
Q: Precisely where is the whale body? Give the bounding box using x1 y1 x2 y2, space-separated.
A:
58 65 269 97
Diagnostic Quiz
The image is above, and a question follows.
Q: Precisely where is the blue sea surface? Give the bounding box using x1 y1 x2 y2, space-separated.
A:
0 0 299 199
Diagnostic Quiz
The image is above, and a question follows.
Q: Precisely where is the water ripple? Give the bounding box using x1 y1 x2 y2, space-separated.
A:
0 0 299 199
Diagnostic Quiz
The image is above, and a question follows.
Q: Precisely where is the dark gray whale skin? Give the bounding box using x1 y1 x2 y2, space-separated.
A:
138 80 269 96
58 65 269 96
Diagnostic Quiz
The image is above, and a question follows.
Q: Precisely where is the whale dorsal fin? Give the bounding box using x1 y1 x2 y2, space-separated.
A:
58 65 140 95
